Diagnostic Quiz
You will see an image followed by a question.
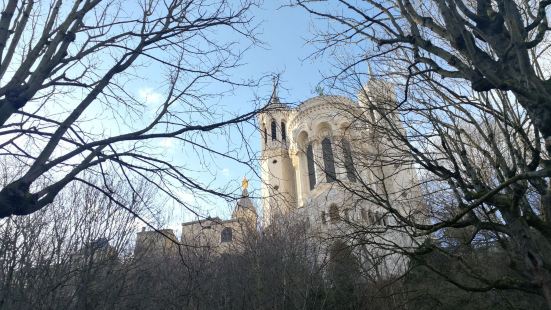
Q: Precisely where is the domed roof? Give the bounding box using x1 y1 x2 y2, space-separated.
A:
286 95 357 132
232 178 257 218
297 95 356 110
236 188 255 213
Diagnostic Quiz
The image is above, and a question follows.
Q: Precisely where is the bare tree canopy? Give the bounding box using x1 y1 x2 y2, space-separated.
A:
0 0 261 218
295 0 551 148
3 1 551 308
293 0 551 307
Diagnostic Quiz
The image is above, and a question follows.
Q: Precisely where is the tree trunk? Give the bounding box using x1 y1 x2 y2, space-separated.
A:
506 214 551 309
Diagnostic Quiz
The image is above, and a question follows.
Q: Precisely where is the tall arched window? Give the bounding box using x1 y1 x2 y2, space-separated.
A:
342 138 356 182
375 212 382 226
263 125 267 144
271 120 277 141
281 121 286 141
221 227 232 242
307 144 316 190
368 210 375 225
322 137 336 182
361 208 368 221
329 204 339 223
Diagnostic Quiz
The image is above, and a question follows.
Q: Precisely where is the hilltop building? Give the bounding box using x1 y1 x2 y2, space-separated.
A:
135 178 257 256
136 80 423 275
179 181 257 253
259 81 420 224
257 80 423 274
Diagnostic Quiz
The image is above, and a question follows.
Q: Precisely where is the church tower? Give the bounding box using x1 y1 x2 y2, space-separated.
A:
358 79 421 207
232 177 258 230
258 85 297 227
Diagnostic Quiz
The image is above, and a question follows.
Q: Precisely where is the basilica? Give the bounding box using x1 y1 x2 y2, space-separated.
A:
136 80 423 275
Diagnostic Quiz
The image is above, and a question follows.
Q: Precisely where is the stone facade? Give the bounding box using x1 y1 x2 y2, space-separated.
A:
135 228 179 257
136 81 423 276
180 189 257 254
258 81 424 275
135 186 257 257
260 85 418 223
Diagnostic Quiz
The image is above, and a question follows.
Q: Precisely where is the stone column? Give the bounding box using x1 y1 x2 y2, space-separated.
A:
332 133 347 181
312 138 324 186
290 150 304 207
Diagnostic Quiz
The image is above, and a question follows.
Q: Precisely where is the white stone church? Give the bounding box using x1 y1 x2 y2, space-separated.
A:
137 80 424 276
256 80 423 274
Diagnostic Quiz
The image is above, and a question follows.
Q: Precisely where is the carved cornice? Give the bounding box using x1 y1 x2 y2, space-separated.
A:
287 96 356 131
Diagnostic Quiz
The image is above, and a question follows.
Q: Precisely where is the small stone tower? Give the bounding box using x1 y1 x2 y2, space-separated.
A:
258 85 297 227
232 177 258 230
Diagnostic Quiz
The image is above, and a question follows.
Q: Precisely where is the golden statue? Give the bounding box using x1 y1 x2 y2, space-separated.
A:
242 176 249 190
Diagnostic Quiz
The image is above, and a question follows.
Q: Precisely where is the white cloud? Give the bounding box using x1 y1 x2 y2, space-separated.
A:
221 168 230 178
160 138 173 149
138 87 163 105
177 191 196 205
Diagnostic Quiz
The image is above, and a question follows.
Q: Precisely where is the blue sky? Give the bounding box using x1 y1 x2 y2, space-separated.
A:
3 0 354 231
245 2 328 101
145 1 338 229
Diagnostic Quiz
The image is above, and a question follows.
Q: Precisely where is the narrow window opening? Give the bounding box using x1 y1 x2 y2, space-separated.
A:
221 227 232 242
329 204 340 223
342 138 356 182
376 212 382 226
361 209 367 221
321 211 327 224
368 210 375 225
271 120 277 141
307 144 316 190
263 126 267 145
281 122 286 141
322 137 336 182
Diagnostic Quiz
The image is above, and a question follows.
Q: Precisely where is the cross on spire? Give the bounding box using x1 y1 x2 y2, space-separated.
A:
367 61 374 80
270 74 280 104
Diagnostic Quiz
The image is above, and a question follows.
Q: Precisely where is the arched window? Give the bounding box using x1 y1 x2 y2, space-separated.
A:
375 212 382 226
368 210 375 225
281 121 286 141
322 137 336 182
344 209 350 221
221 227 232 243
361 208 368 221
329 204 339 223
263 125 267 144
271 120 277 141
307 144 316 190
342 138 356 182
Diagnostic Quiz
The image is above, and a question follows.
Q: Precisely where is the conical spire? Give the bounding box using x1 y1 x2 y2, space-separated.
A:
367 61 374 80
269 74 281 105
